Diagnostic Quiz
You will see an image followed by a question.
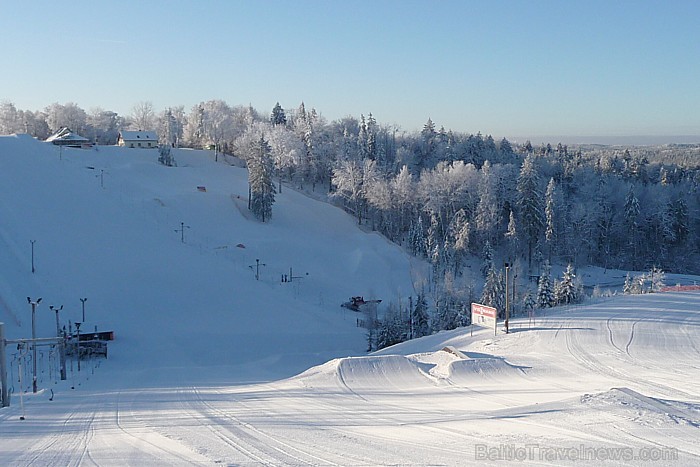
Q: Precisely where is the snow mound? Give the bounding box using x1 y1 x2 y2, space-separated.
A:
295 347 523 392
581 387 700 427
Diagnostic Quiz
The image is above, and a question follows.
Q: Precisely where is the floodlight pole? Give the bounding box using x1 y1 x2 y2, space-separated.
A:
504 263 510 334
0 323 8 407
50 306 67 381
30 240 36 273
27 297 42 393
75 322 81 372
80 298 87 322
175 222 190 243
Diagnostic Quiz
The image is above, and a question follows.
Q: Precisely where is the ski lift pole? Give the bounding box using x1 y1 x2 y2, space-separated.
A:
0 323 8 407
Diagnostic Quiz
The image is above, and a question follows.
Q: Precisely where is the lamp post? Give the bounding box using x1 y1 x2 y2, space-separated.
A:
80 298 87 323
30 240 36 273
27 297 42 393
74 322 82 372
175 222 190 243
50 305 67 381
504 263 510 334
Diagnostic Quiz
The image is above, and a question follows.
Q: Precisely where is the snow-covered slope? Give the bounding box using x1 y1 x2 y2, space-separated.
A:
0 134 417 382
1 135 699 465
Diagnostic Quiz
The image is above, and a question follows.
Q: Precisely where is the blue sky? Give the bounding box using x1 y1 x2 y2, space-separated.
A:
1 0 698 140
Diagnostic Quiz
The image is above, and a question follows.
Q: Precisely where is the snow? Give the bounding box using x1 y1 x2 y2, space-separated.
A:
0 134 699 465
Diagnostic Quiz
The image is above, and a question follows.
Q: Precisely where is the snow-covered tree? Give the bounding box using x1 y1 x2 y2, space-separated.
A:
130 101 155 131
481 241 494 278
411 292 430 338
481 266 505 318
246 135 276 222
544 177 559 257
376 302 405 350
0 101 21 135
536 261 554 308
517 154 544 269
554 264 579 305
158 144 176 167
270 102 287 127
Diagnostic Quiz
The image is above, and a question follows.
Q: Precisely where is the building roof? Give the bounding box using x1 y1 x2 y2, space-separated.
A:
119 130 158 141
46 127 90 143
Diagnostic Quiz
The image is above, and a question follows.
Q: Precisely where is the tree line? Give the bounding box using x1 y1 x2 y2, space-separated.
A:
2 98 699 343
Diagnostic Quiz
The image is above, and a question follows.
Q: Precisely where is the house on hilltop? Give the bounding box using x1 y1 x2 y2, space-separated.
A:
118 130 158 148
46 127 91 147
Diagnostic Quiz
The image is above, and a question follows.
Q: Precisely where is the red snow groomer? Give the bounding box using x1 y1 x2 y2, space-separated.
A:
341 296 382 312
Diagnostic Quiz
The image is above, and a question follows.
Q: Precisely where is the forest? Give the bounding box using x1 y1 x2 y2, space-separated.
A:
2 99 699 347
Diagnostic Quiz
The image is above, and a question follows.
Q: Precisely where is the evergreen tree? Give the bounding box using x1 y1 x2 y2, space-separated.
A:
481 241 494 278
623 185 641 264
270 102 287 127
517 154 545 269
536 261 554 308
433 294 459 331
157 144 176 167
505 210 518 259
411 292 430 338
481 266 505 318
623 272 634 294
247 135 276 222
408 216 426 257
555 264 579 305
649 266 666 292
544 177 558 257
376 302 404 349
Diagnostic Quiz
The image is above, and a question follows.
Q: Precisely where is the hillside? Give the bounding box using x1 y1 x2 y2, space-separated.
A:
0 134 418 381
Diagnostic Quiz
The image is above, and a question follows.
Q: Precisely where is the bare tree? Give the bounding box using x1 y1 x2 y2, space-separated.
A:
130 101 155 130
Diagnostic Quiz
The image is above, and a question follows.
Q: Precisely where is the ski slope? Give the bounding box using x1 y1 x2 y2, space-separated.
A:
0 135 699 465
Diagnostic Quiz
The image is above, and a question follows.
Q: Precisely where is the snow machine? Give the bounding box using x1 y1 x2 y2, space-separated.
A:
341 296 382 312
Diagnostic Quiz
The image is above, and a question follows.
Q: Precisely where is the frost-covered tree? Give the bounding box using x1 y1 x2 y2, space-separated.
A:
45 102 88 135
555 264 579 305
505 210 518 260
376 302 405 349
270 102 287 127
536 261 555 308
481 241 494 278
157 144 176 167
517 154 544 269
411 292 430 338
130 101 155 130
246 135 276 222
649 266 666 292
481 266 505 318
544 177 559 257
623 185 641 263
0 101 21 134
623 273 634 294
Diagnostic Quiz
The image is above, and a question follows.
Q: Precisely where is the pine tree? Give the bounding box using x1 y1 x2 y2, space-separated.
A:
270 102 287 127
623 185 640 264
408 216 426 257
649 266 666 292
536 261 554 308
376 302 404 349
481 266 505 318
623 272 634 294
545 177 558 256
481 241 494 278
517 154 544 269
555 264 578 305
411 292 430 338
247 135 276 222
158 144 176 167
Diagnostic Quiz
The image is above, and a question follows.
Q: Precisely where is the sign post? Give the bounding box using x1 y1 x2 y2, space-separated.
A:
471 303 497 336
